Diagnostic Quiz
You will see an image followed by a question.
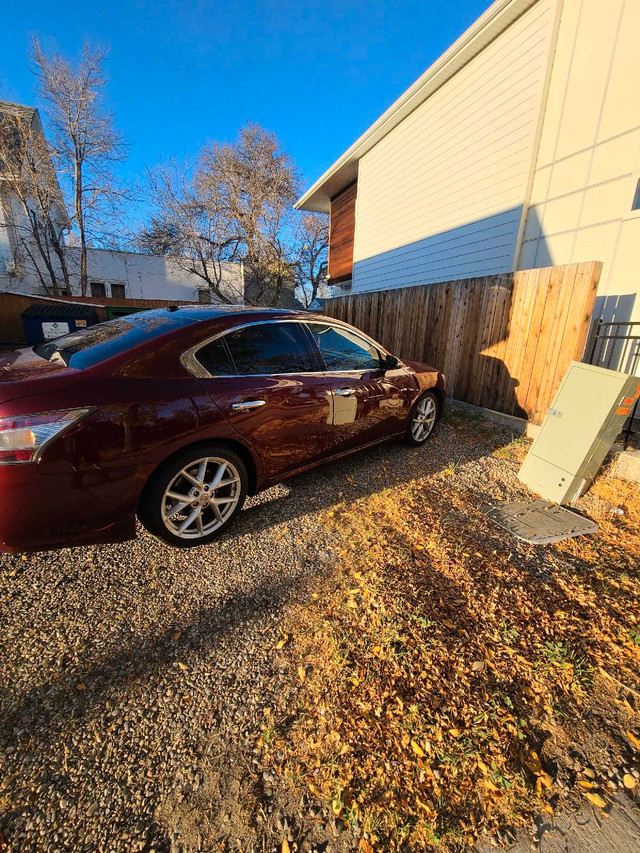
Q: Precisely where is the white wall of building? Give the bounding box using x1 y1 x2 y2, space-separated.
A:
351 0 555 293
0 240 245 304
517 0 640 334
0 192 13 277
67 247 244 303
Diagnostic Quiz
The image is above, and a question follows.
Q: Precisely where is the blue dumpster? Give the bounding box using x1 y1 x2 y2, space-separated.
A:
20 303 100 346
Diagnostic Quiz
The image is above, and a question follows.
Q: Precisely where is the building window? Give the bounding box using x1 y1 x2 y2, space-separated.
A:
632 179 640 211
110 282 126 299
198 289 212 303
90 281 106 298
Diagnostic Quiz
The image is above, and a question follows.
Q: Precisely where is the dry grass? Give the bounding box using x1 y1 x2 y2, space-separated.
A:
259 416 640 851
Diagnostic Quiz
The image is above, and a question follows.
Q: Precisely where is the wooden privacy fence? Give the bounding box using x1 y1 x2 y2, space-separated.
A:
324 262 602 424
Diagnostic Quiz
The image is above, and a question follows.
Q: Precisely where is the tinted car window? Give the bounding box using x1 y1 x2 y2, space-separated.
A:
195 338 235 376
34 311 196 370
307 323 381 371
223 323 314 374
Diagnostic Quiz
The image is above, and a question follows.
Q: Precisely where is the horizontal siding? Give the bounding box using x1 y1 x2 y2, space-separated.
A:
352 0 553 293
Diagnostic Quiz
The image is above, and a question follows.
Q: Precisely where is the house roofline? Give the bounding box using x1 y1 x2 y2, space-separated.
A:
295 0 538 213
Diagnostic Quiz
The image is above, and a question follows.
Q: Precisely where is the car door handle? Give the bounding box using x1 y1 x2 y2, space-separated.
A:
334 387 354 396
231 400 266 411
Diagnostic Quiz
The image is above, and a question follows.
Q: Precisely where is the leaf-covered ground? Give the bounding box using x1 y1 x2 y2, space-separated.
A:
259 410 640 851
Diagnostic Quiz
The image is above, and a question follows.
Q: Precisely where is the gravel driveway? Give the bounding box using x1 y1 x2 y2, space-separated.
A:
5 410 621 853
1 416 490 853
0 460 346 851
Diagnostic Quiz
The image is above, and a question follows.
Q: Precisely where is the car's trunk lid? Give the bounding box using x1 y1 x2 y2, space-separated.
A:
0 346 82 406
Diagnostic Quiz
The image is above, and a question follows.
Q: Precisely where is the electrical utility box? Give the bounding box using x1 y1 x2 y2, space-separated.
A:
518 362 640 505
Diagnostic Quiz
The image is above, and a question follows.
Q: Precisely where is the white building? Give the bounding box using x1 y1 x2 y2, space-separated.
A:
0 101 244 304
297 0 640 338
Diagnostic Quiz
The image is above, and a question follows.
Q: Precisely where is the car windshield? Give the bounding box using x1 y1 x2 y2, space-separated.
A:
33 311 195 369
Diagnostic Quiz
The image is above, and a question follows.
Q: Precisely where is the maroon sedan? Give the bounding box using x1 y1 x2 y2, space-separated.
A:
0 307 445 551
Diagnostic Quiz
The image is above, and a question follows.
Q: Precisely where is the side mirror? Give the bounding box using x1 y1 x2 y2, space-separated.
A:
384 353 400 371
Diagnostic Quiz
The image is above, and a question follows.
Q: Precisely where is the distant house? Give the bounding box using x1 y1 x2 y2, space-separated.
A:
0 100 244 304
294 296 325 312
297 0 640 333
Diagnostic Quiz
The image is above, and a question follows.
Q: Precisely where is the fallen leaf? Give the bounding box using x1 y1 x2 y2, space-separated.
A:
539 771 553 789
76 683 86 691
281 840 290 853
484 779 500 793
173 631 182 641
411 739 425 757
623 774 636 790
177 662 187 671
626 731 640 751
577 780 595 789
471 661 485 672
583 792 607 808
524 756 543 776
298 666 306 683
275 634 290 650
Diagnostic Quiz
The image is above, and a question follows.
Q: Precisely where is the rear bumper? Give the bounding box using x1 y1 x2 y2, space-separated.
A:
0 462 151 553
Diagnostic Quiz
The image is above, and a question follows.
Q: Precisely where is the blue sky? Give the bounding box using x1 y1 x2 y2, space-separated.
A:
2 0 490 197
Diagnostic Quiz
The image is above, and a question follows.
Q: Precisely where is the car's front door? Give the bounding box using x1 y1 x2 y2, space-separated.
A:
191 321 333 478
304 321 416 453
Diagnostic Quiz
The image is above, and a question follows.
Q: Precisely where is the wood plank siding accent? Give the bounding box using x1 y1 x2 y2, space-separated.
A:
351 0 554 293
328 182 357 283
324 261 601 424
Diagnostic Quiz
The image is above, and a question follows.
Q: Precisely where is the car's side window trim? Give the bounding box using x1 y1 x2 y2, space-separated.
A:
180 319 326 379
303 320 385 373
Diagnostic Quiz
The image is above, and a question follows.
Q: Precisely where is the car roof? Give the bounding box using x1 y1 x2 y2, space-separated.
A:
165 304 299 322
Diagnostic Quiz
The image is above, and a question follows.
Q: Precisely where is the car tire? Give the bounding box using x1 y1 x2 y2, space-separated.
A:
404 391 439 446
138 444 248 547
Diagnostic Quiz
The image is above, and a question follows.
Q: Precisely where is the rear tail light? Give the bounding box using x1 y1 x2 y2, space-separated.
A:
0 408 93 464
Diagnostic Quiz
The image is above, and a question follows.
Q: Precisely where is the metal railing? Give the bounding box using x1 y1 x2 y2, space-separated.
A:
587 319 640 445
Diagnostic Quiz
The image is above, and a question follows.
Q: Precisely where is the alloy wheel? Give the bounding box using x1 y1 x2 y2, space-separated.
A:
161 456 241 540
411 395 437 442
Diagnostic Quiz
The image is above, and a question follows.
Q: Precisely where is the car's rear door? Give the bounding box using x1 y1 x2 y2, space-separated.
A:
303 321 415 453
190 320 334 478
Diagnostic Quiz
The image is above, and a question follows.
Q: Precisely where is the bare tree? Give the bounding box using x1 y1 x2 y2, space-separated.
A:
197 124 299 306
0 105 71 294
293 213 328 308
142 124 300 306
138 160 242 303
31 39 127 295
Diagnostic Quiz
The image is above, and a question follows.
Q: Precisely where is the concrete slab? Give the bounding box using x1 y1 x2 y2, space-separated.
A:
448 398 540 438
608 447 640 483
476 797 640 853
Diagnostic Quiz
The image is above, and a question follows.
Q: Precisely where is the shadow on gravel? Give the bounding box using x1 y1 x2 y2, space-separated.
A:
0 568 308 754
226 408 514 540
0 411 521 850
0 413 518 765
